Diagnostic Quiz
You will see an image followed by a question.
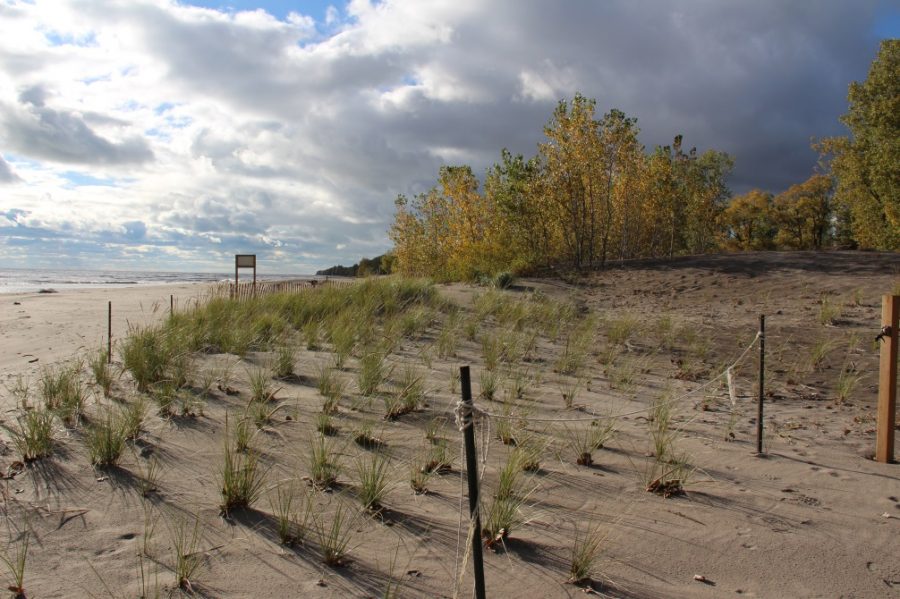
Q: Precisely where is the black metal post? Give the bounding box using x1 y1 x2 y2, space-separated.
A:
107 301 112 364
757 315 765 454
460 366 486 599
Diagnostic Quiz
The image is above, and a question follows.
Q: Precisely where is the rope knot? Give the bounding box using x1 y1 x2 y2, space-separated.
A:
454 400 473 431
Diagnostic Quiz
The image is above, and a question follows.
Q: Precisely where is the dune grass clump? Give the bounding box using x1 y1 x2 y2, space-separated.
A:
317 365 346 413
316 412 338 436
272 344 297 379
645 455 694 498
568 523 605 584
353 420 384 450
314 500 357 567
819 295 843 325
836 361 861 404
307 434 341 490
554 318 597 375
303 320 321 351
269 480 313 547
39 362 86 426
248 367 279 403
495 400 522 446
121 326 175 393
220 422 267 515
120 395 148 441
495 451 526 501
135 455 162 498
232 414 256 453
567 420 615 467
480 369 498 401
169 515 203 592
482 500 525 547
410 456 434 494
358 349 389 397
437 310 460 358
354 451 391 512
809 336 839 371
649 395 676 462
89 349 114 398
85 408 128 467
606 313 640 347
11 409 55 462
328 317 356 369
385 365 424 419
423 439 453 474
512 437 544 472
247 397 284 430
559 377 584 409
0 527 29 599
482 335 501 371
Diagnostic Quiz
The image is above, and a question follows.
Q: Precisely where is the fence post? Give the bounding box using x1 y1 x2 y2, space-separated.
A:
107 301 112 364
459 366 486 599
876 295 899 463
756 314 765 455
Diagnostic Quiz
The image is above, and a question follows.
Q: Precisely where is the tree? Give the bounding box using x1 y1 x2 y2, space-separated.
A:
719 190 776 251
822 40 899 249
772 174 834 249
484 149 546 270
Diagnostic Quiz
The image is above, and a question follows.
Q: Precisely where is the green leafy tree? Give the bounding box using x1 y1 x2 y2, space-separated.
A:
822 40 899 249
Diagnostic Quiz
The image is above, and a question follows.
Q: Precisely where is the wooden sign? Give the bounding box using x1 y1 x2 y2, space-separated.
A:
236 254 256 268
234 254 257 291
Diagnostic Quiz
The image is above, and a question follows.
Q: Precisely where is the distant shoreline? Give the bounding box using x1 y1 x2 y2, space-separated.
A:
0 267 317 295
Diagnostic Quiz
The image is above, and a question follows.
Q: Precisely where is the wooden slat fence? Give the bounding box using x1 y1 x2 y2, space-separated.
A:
211 278 355 301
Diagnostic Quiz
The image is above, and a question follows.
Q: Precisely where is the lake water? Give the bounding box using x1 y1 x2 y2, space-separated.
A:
0 268 313 294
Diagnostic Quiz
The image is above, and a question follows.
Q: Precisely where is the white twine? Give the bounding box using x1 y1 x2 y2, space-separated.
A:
726 366 737 408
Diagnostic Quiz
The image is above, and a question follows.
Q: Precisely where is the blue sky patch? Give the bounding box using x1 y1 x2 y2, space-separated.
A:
62 171 120 188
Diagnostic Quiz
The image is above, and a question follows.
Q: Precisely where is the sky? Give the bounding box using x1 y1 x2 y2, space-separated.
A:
0 1 896 274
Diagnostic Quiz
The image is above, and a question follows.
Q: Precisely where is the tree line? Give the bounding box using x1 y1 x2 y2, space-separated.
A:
387 40 897 281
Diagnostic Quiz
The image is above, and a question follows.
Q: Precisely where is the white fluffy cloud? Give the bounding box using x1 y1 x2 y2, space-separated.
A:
0 0 892 272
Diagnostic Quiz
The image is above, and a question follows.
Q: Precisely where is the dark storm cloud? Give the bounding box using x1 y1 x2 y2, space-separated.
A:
0 85 154 166
76 0 883 195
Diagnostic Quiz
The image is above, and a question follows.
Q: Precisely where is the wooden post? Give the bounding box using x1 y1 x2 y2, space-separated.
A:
876 295 899 463
107 301 112 364
170 294 174 316
459 366 486 599
756 314 765 455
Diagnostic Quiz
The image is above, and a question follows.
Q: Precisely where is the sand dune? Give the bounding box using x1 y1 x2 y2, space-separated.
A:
0 251 898 598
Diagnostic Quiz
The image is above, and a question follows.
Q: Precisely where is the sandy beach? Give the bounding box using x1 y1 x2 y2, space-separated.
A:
0 252 898 598
0 284 212 395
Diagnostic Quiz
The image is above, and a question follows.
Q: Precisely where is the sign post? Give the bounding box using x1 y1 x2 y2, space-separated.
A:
234 254 257 298
876 295 899 463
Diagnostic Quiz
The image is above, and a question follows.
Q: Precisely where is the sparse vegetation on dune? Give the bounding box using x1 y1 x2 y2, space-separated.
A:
4 255 898 597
